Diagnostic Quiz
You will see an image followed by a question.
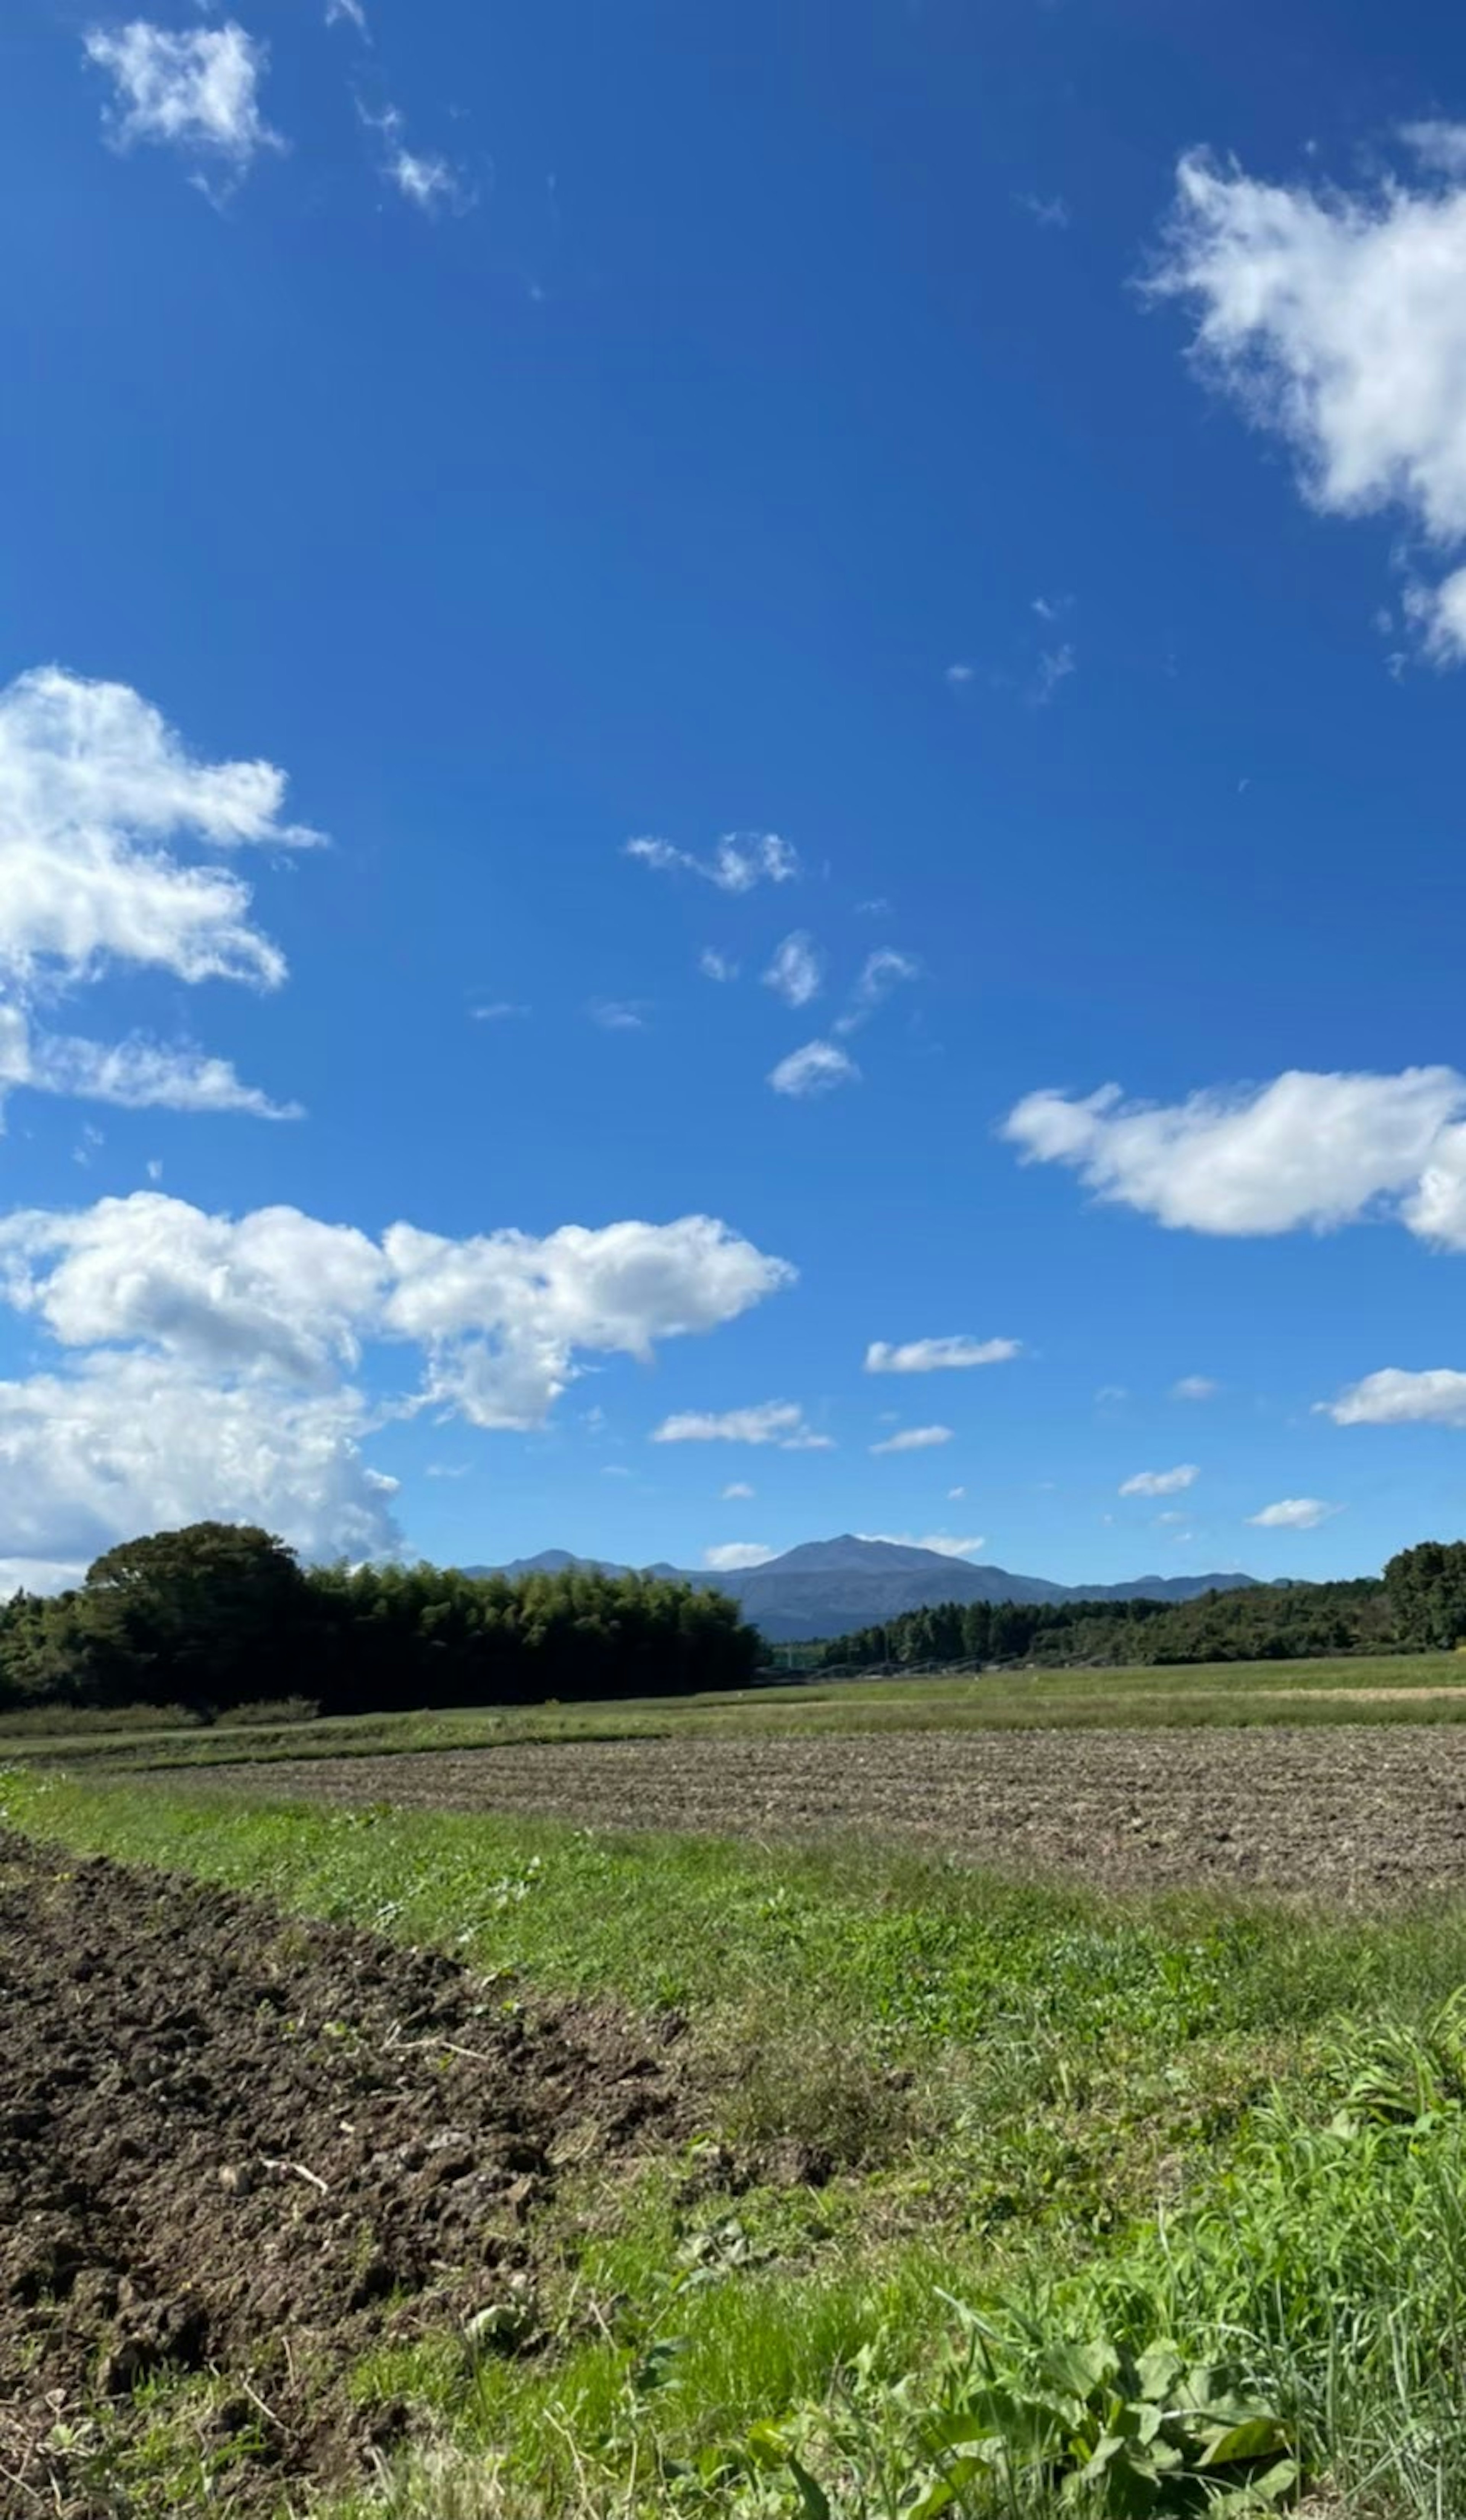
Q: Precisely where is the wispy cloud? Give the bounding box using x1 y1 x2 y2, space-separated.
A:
1171 1374 1220 1401
768 1039 859 1098
1030 642 1076 706
83 20 282 194
653 1401 831 1450
866 1336 1019 1374
1247 1497 1342 1530
944 662 977 688
870 1424 954 1455
858 1530 985 1558
833 949 920 1037
471 1001 529 1022
626 832 800 892
699 949 739 983
325 0 368 29
721 1481 755 1500
1119 1464 1198 1497
362 105 473 215
588 998 649 1031
763 931 823 1009
1016 191 1070 230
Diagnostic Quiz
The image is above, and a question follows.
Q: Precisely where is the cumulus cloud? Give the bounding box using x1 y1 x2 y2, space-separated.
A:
699 949 739 983
763 932 823 1009
865 1336 1020 1374
722 1481 755 1500
703 1541 776 1571
0 1194 794 1586
0 666 315 989
1119 1464 1199 1497
1171 1375 1220 1400
858 1531 986 1558
1153 139 1466 661
1247 1497 1342 1529
1003 1067 1466 1241
652 1400 827 1449
84 21 281 189
0 1354 395 1571
0 666 314 1125
625 832 800 892
1322 1368 1466 1427
768 1039 859 1098
870 1424 954 1455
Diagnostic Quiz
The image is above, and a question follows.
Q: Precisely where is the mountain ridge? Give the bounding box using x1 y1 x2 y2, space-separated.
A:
462 1534 1263 1644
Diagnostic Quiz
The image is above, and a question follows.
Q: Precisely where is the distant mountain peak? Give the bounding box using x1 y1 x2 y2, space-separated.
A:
463 1534 1263 1643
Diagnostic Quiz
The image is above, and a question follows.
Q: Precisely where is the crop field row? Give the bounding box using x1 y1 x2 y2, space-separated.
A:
194 1718 1466 1899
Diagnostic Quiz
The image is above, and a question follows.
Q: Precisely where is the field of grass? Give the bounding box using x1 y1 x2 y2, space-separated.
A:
6 1648 1466 1775
7 1747 1466 2516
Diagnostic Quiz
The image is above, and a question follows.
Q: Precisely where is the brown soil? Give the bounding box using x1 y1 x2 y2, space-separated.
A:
204 1723 1466 1901
0 1831 688 2515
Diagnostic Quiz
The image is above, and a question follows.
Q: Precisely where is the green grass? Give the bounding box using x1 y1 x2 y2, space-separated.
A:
11 1759 1466 2514
6 1648 1466 1775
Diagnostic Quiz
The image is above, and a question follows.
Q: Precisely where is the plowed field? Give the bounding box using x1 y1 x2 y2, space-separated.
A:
202 1723 1466 1899
0 1833 687 2514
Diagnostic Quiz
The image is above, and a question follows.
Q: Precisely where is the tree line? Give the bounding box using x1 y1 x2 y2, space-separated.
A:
0 1523 761 1718
819 1544 1466 1671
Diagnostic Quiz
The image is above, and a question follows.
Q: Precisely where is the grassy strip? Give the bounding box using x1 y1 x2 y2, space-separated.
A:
10 1767 1466 2515
7 1650 1466 1773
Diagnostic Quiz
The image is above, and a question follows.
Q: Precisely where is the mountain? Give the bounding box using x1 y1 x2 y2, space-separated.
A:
464 1534 1263 1645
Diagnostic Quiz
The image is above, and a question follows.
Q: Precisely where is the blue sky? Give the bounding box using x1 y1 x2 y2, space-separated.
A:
6 0 1466 1589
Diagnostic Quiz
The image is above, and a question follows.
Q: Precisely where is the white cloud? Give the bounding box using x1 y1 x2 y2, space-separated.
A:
0 1353 395 1571
472 1002 529 1022
1171 1375 1220 1401
652 1399 825 1449
947 1485 966 1499
833 949 920 1037
1032 593 1075 622
4 1020 296 1120
365 106 472 215
625 832 800 892
0 1193 794 1587
1119 1464 1199 1497
769 1039 860 1098
384 1215 796 1430
1155 1510 1188 1526
699 949 739 983
1247 1497 1342 1529
1153 139 1466 661
588 999 649 1031
870 1424 954 1455
722 1481 755 1500
602 1463 631 1477
1322 1367 1466 1427
84 21 281 188
865 1335 1020 1374
704 1541 777 1571
1003 1067 1466 1241
325 0 368 28
0 666 315 990
944 663 976 687
1031 643 1076 705
858 1530 986 1558
1016 192 1070 230
0 666 315 1126
763 932 823 1009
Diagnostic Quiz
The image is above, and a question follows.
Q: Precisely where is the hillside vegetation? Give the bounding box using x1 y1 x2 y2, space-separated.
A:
821 1542 1466 1670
